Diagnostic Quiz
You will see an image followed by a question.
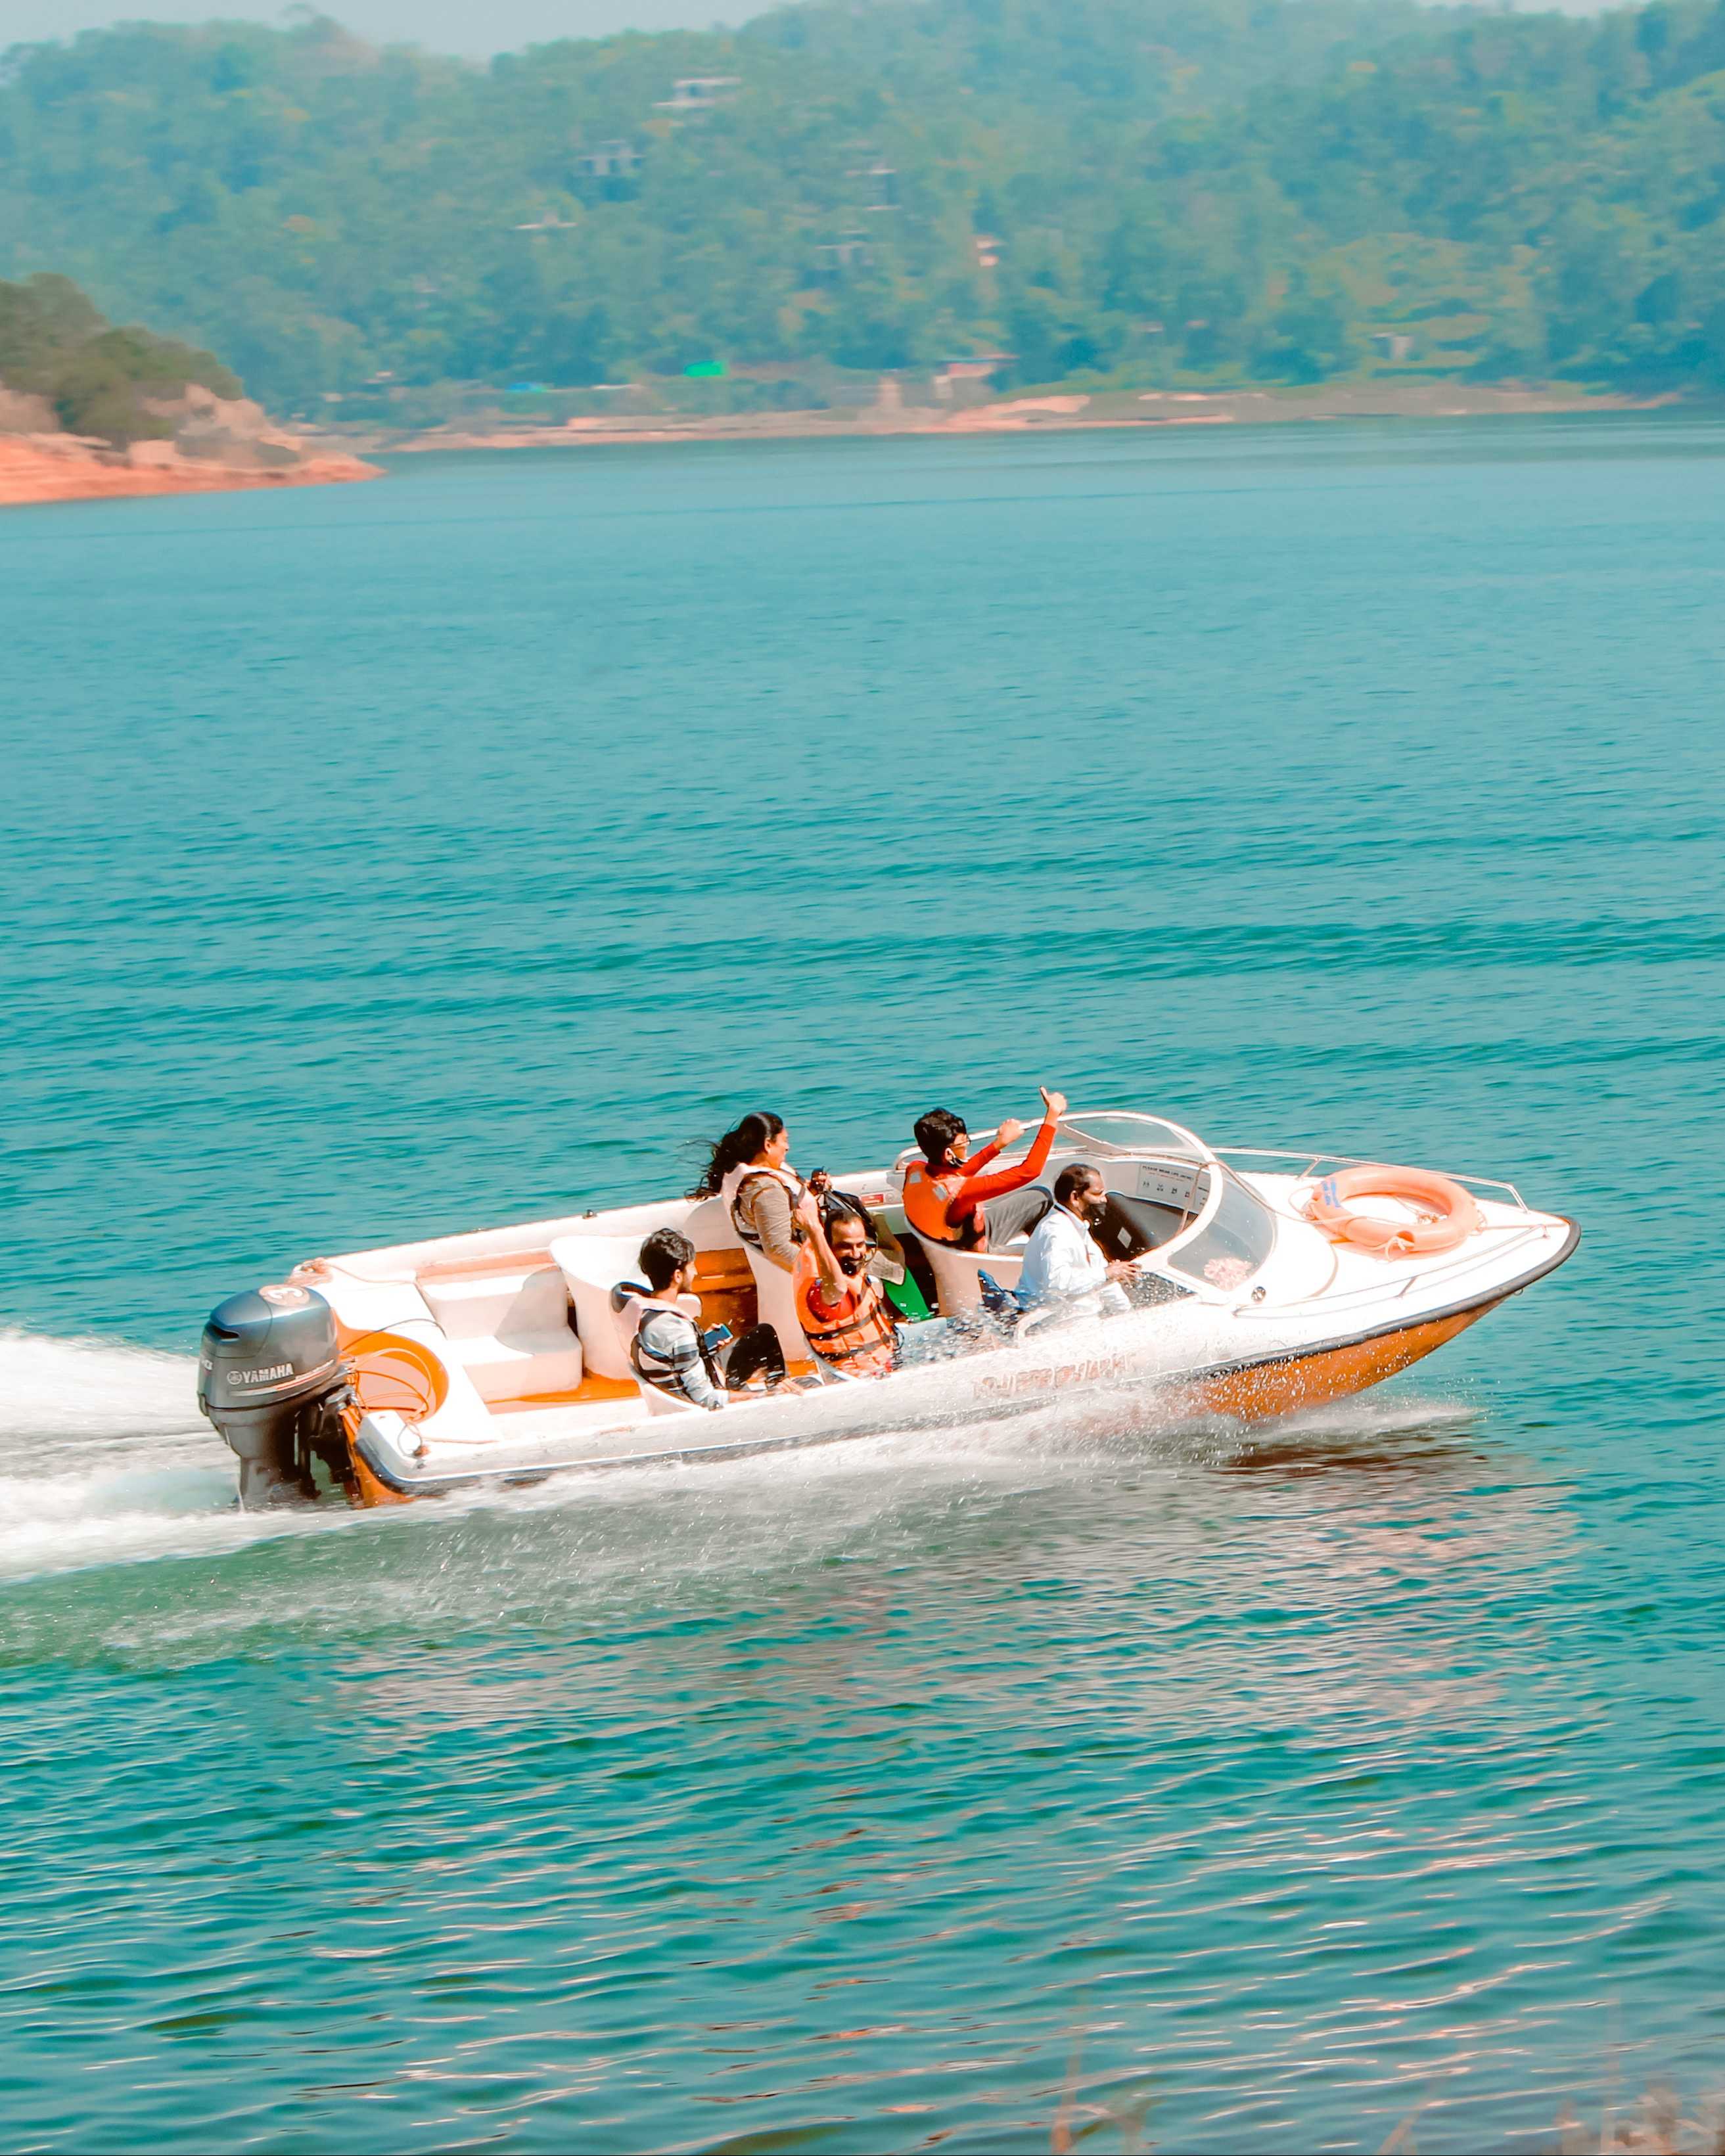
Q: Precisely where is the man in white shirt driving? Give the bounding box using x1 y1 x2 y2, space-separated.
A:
1017 1162 1137 1319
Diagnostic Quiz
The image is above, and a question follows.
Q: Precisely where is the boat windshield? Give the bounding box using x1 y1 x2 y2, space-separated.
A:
1164 1166 1278 1291
1055 1112 1208 1160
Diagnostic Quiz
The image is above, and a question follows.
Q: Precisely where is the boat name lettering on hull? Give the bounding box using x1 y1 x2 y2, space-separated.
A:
977 1353 1131 1400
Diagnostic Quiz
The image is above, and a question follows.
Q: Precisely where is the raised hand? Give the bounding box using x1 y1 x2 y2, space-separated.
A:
996 1117 1027 1148
1039 1086 1069 1120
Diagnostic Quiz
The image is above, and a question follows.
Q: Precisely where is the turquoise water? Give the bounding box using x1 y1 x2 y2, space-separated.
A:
3 419 1723 2152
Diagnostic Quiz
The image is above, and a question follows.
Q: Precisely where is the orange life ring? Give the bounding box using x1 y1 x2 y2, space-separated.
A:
1302 1164 1482 1257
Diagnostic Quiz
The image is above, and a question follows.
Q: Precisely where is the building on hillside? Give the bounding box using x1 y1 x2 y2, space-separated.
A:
814 234 873 279
572 140 640 181
655 77 741 116
848 162 898 211
933 356 1011 393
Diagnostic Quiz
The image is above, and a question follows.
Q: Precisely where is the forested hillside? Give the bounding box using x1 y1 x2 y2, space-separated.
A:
3 0 1724 410
0 271 238 438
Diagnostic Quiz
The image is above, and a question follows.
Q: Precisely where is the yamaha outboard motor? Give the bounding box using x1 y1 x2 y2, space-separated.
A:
198 1284 350 1507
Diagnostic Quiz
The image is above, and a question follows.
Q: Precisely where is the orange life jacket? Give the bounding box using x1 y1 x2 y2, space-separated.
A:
796 1264 898 1377
901 1157 984 1249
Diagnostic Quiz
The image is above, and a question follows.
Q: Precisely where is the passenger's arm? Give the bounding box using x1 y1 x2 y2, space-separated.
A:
948 1113 1059 1220
752 1180 799 1273
955 1139 1001 1180
802 1210 844 1302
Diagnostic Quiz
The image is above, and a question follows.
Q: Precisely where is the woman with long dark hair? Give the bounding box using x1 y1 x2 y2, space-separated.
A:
689 1111 806 1274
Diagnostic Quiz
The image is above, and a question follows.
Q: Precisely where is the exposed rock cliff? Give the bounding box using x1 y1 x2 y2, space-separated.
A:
0 273 380 505
0 427 379 506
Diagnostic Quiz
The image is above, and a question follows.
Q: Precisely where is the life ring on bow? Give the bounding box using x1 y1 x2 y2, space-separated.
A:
1302 1165 1482 1257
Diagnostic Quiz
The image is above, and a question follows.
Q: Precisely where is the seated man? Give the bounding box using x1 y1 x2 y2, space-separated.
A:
626 1227 787 1410
902 1085 1068 1253
796 1198 902 1380
1017 1163 1138 1321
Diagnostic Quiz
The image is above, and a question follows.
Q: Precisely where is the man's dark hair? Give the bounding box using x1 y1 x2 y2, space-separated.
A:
914 1108 966 1164
1054 1162 1103 1209
639 1226 696 1293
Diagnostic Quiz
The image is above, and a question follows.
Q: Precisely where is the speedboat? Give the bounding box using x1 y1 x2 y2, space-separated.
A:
195 1109 1578 1507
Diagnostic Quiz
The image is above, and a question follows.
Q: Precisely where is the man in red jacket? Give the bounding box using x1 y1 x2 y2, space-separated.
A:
902 1085 1067 1252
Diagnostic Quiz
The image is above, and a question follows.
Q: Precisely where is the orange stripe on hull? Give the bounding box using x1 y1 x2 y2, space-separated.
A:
1187 1302 1494 1423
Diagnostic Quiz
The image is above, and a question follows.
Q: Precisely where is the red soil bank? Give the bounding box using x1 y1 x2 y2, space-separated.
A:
0 434 380 507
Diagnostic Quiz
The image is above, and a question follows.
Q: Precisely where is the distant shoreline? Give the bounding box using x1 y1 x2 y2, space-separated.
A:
359 380 1687 457
0 432 380 509
2 381 1694 507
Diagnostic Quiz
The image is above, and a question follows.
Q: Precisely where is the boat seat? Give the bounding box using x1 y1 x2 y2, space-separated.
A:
741 1244 817 1371
681 1195 739 1252
691 1246 757 1336
551 1233 654 1383
417 1260 584 1405
923 1243 1026 1316
681 1195 806 1367
317 1269 496 1446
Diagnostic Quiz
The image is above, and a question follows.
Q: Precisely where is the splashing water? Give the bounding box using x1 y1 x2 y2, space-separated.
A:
0 1327 246 1578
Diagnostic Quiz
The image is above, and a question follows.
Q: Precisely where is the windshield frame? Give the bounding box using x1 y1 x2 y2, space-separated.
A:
1053 1109 1209 1160
1158 1160 1279 1292
1051 1111 1279 1294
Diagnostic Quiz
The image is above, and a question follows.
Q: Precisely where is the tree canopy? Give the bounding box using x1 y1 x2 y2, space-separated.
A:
0 271 238 438
3 0 1724 409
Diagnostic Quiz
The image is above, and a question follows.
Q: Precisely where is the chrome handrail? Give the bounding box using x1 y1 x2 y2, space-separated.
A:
1212 1145 1530 1212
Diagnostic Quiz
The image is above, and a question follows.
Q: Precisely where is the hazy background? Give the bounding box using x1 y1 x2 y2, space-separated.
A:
0 0 1613 54
5 0 756 53
7 0 1718 446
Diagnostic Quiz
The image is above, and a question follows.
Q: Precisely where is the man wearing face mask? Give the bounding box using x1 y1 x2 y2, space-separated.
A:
1017 1162 1137 1321
796 1197 903 1379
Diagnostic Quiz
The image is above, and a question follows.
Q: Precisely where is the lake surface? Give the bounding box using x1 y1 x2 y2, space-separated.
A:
3 418 1723 2153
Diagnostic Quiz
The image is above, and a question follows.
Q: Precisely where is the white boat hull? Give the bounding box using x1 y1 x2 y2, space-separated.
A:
344 1208 1578 1505
196 1111 1579 1509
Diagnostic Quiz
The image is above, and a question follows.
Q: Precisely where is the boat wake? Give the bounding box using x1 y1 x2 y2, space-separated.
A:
0 1326 250 1579
0 1323 202 1444
0 1324 1477 1586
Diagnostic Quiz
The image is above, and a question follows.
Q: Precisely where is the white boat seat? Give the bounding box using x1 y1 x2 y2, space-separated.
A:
314 1267 497 1444
419 1262 584 1404
449 1331 584 1405
680 1195 739 1251
418 1263 563 1342
551 1233 657 1383
923 1243 1025 1316
741 1244 817 1367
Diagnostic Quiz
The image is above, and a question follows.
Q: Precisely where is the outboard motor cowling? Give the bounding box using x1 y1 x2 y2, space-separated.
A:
198 1285 349 1507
